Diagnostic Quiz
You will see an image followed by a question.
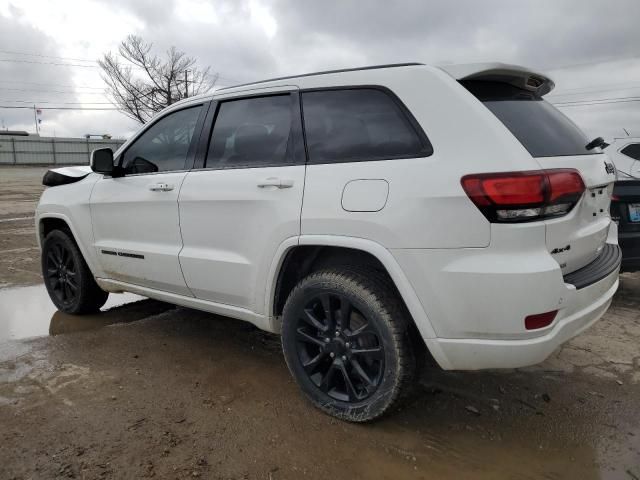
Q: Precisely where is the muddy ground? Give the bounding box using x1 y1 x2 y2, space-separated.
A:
0 166 638 479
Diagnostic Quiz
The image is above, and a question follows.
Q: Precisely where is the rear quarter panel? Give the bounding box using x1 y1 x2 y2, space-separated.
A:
300 66 542 249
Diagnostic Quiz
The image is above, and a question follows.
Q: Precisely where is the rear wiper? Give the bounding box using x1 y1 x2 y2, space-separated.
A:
585 136 609 150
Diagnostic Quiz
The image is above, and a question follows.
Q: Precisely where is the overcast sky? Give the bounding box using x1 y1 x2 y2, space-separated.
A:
0 0 639 140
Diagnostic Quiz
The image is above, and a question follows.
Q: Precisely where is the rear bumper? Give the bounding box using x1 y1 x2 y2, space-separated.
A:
391 226 620 370
424 269 618 370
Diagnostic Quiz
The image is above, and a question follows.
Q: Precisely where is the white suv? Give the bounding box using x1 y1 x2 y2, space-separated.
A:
37 62 621 421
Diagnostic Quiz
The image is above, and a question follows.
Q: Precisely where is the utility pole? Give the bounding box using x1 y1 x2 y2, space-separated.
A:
184 69 189 98
33 105 40 135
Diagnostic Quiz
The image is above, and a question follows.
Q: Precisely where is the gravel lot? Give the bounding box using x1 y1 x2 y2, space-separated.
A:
0 166 638 479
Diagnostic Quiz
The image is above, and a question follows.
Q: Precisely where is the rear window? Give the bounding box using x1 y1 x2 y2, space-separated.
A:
621 143 640 160
301 88 430 163
462 81 595 158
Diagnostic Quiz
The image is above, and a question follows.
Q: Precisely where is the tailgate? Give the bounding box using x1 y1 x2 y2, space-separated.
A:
458 76 617 276
536 154 615 274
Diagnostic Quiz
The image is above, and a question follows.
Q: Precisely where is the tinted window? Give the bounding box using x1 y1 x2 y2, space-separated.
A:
463 81 593 158
206 95 292 168
123 106 202 174
621 143 640 160
302 89 426 163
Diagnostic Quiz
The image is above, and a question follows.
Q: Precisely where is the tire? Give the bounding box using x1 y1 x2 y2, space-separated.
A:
41 229 108 314
281 267 417 422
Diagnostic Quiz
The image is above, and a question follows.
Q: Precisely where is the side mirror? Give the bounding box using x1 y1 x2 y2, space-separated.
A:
90 148 114 174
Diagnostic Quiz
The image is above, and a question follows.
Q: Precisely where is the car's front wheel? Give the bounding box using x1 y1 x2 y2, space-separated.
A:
42 229 108 314
281 267 418 422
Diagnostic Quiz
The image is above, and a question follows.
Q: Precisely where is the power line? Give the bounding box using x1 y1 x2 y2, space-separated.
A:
554 98 640 108
0 49 97 63
0 87 106 95
553 95 640 106
0 99 113 105
550 80 640 95
546 54 640 71
0 58 99 68
550 85 640 99
1 57 239 85
0 105 119 111
0 79 105 90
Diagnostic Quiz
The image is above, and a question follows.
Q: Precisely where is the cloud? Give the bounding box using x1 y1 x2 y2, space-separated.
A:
0 12 76 132
0 0 639 140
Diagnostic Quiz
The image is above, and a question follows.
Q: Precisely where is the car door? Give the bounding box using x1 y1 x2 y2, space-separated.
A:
90 103 206 295
178 89 305 313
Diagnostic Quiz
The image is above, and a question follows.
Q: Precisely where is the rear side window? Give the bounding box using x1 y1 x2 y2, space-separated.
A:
462 81 594 158
621 143 640 160
301 88 429 163
206 95 292 168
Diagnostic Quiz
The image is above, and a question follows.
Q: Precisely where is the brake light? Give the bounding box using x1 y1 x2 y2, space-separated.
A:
461 169 585 223
524 310 557 330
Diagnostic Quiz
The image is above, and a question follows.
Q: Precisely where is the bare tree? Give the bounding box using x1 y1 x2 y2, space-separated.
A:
99 35 217 124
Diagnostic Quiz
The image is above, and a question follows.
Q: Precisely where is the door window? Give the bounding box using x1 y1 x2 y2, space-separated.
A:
122 105 202 174
206 95 293 168
301 88 427 164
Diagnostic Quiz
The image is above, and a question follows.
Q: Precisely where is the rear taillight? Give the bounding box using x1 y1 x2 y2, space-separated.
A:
461 169 585 223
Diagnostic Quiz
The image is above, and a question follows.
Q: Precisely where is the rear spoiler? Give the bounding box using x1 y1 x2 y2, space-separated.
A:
438 62 555 96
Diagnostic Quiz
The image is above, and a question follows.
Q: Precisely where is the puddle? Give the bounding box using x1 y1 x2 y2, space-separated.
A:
0 284 145 342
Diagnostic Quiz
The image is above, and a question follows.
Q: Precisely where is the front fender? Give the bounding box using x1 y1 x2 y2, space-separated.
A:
36 174 101 277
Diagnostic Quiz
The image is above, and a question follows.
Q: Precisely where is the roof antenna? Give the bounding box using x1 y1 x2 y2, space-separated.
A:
623 127 630 137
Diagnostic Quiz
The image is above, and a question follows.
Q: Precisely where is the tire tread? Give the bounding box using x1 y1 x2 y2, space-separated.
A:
282 265 417 422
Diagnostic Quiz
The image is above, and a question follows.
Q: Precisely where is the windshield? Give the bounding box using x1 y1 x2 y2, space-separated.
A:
462 80 598 158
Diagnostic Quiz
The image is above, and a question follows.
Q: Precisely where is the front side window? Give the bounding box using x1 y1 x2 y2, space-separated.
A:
122 106 202 174
621 143 640 160
206 95 292 168
301 88 427 164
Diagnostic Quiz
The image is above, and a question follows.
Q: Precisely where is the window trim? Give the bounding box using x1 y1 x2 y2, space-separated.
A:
192 90 305 172
114 103 208 177
299 85 434 165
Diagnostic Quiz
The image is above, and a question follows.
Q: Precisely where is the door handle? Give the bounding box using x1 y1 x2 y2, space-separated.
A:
257 177 294 189
148 183 174 192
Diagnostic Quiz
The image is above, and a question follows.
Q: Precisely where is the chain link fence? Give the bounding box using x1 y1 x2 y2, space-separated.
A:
0 136 125 166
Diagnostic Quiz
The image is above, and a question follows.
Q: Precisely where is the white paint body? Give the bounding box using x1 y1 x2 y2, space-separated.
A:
36 63 619 370
607 137 640 180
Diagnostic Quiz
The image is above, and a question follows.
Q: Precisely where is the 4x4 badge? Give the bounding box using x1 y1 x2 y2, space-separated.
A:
604 161 615 175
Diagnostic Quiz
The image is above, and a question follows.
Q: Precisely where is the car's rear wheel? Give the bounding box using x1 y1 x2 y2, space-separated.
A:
42 229 108 314
281 267 417 422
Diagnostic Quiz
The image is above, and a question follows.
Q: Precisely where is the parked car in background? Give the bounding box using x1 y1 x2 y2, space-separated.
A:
607 137 640 271
36 62 620 422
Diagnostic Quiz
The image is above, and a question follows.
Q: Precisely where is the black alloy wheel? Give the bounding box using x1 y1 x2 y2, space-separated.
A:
45 239 79 308
295 292 384 402
41 229 108 314
281 268 418 422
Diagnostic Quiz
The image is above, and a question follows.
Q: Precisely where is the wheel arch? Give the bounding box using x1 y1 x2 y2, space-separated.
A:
37 212 100 276
266 235 438 342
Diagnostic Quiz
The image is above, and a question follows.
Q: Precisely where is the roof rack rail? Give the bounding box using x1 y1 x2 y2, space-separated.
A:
217 62 424 91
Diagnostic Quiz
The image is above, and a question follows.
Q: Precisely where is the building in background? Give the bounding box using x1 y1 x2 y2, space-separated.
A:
0 131 124 166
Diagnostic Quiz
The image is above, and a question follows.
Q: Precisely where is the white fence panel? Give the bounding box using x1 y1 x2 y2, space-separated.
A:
0 137 125 165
